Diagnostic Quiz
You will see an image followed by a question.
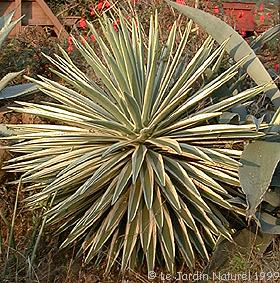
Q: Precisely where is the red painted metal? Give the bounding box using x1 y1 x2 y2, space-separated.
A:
221 1 278 35
223 2 256 33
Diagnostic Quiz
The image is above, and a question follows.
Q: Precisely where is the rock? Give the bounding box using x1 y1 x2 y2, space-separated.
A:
197 227 274 283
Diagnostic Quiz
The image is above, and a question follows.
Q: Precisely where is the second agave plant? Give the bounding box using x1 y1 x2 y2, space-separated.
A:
4 12 269 272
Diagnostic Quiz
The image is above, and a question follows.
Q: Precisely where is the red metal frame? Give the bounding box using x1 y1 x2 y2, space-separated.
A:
221 1 278 35
223 2 256 33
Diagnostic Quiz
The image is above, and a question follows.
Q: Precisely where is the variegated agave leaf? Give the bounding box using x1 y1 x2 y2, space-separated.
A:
4 12 269 273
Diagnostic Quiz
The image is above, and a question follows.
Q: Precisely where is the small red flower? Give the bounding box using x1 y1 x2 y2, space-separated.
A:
260 14 265 24
259 3 264 12
67 44 74 54
113 20 119 32
67 36 73 45
267 12 272 18
79 18 87 29
104 0 110 8
176 0 185 4
97 1 104 11
274 63 279 73
213 6 219 14
90 34 96 42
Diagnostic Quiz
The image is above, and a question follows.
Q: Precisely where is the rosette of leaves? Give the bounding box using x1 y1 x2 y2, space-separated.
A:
4 13 269 272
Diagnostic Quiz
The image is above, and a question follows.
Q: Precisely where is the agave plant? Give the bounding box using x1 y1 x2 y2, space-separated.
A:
4 12 269 272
